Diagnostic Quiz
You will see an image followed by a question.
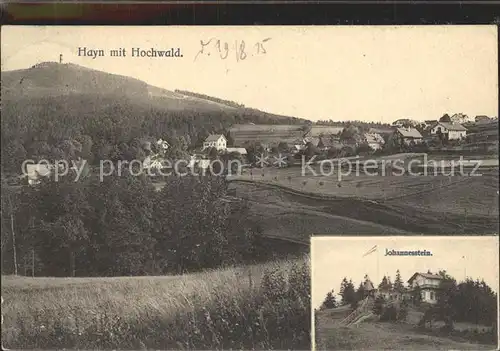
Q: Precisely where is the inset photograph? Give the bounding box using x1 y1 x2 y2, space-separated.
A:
312 236 499 350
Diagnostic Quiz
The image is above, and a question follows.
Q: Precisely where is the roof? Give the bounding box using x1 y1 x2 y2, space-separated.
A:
205 134 226 142
434 122 467 131
407 272 443 283
396 127 423 139
226 147 248 155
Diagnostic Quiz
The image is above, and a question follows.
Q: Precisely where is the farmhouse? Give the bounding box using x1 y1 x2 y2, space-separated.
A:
430 122 467 140
407 272 443 304
203 134 227 150
393 127 423 145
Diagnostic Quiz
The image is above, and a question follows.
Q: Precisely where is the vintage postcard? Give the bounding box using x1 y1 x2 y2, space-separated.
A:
312 236 500 350
0 25 498 350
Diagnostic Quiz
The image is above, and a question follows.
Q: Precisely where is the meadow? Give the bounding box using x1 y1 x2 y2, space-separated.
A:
229 164 499 235
314 307 496 351
232 157 499 218
2 257 310 350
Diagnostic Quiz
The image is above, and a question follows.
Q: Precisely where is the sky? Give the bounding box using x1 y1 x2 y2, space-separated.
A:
311 236 499 309
1 25 498 122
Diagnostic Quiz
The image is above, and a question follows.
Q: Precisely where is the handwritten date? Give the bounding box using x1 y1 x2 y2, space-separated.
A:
194 38 271 62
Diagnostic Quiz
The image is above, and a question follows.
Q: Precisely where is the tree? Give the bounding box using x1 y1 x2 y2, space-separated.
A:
2 140 27 173
340 278 356 306
439 114 452 123
378 275 392 291
356 143 373 155
277 141 289 153
207 147 219 160
434 270 457 330
372 296 385 315
393 270 404 293
412 284 422 306
339 124 360 142
397 300 409 321
225 131 235 147
355 282 366 302
451 113 469 124
320 289 337 309
304 142 319 159
76 134 93 162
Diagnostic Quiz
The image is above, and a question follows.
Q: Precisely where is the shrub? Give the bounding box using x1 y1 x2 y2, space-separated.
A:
380 305 397 322
372 296 384 315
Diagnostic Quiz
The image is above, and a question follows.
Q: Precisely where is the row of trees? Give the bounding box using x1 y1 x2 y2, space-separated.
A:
1 92 303 173
1 172 260 277
319 271 497 328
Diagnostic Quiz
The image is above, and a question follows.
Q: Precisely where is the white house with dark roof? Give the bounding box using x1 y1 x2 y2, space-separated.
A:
393 127 423 145
407 272 443 304
430 122 467 140
203 134 227 151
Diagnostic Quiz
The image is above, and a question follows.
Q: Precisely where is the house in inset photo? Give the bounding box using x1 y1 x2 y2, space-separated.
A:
312 236 499 351
407 272 443 304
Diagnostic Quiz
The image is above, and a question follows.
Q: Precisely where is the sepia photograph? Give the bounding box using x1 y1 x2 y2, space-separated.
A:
0 25 498 350
312 236 499 350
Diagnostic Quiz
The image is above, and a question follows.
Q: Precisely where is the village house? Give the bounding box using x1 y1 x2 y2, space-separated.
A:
203 134 227 151
22 159 88 186
430 122 467 140
362 132 385 150
156 138 170 151
22 163 52 185
143 154 165 170
392 127 423 145
407 272 443 304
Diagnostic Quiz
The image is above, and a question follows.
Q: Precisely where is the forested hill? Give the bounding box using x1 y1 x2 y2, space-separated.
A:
1 62 305 171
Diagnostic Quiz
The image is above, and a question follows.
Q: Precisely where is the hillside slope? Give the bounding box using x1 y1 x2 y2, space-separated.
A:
1 62 305 170
1 62 305 119
2 62 238 112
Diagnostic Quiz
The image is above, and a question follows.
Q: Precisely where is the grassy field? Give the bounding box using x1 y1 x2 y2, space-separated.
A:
2 257 311 350
231 182 408 241
229 168 498 235
314 307 496 351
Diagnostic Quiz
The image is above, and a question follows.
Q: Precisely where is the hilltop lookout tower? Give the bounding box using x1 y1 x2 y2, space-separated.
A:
363 275 376 298
59 54 63 64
